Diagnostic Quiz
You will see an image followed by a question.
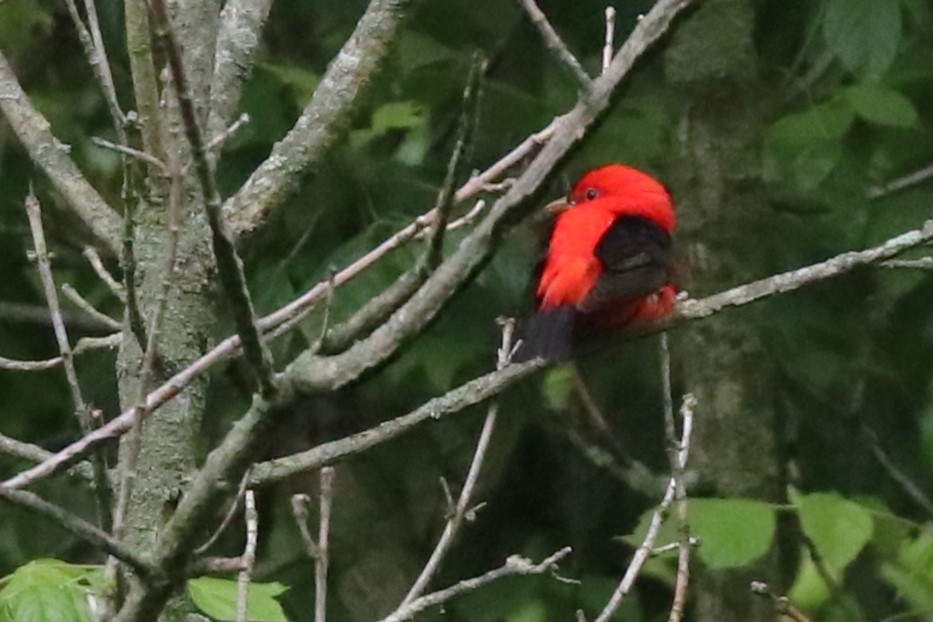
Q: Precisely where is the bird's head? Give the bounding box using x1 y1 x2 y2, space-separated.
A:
545 164 677 233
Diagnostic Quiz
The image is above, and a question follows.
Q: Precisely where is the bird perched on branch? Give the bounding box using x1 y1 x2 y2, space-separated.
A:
514 164 678 361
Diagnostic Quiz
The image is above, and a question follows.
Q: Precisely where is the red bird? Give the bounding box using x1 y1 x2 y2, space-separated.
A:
515 164 678 361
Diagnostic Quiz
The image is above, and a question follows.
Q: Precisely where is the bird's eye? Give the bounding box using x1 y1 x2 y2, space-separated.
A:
584 188 600 200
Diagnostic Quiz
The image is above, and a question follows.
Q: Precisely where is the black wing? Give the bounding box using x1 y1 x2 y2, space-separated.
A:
578 215 672 314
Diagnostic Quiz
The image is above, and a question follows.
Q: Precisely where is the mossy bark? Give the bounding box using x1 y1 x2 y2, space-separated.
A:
665 1 785 619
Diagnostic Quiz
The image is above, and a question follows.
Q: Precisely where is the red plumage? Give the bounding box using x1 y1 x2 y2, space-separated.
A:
516 164 678 361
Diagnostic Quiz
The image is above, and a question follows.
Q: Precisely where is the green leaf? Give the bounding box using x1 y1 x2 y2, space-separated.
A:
796 492 874 570
788 549 833 609
690 498 777 569
541 366 574 411
879 531 933 610
371 101 425 135
621 498 776 569
188 578 288 622
822 0 902 77
0 560 95 622
844 83 918 127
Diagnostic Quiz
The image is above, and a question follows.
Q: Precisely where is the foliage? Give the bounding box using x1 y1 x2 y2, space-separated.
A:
1 0 932 620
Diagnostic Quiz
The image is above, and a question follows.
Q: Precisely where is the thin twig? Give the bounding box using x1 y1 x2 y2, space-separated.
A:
428 57 483 268
868 162 933 199
91 137 166 173
148 0 275 398
398 318 515 607
236 490 258 622
25 192 114 531
82 246 126 301
660 334 690 622
750 582 815 622
290 494 320 559
25 194 91 431
880 257 933 270
0 354 62 371
594 394 696 622
517 0 592 86
62 0 125 134
379 547 572 622
315 467 335 622
61 284 122 331
195 473 251 556
603 7 616 73
206 113 251 153
863 427 933 518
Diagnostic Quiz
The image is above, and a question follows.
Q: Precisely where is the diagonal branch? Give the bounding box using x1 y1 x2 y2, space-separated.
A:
207 0 273 139
148 0 275 397
516 0 592 86
0 53 121 254
224 0 420 238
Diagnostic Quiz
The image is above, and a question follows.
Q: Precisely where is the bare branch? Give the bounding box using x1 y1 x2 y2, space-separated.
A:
82 246 126 301
25 194 91 432
24 192 113 529
881 257 933 270
0 53 121 253
594 394 696 622
603 7 616 73
517 0 592 87
208 0 273 138
379 547 572 622
397 318 515 607
62 0 125 133
61 284 122 332
868 162 933 199
315 468 335 622
224 0 419 237
206 113 251 153
9 201 931 492
148 0 275 397
90 137 166 173
251 360 543 486
863 427 933 518
0 354 62 372
660 334 690 622
236 490 258 622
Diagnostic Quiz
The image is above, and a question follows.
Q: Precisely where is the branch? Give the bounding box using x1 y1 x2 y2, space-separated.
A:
379 547 572 622
250 360 543 486
148 0 275 397
236 490 257 622
0 53 121 253
207 0 273 138
516 0 592 86
675 218 933 323
224 0 419 238
660 335 690 622
8 202 931 492
315 468 335 622
0 486 151 576
594 394 696 622
24 194 91 433
396 319 515 607
0 300 116 333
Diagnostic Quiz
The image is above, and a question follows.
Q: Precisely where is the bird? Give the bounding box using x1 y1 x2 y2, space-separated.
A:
514 164 678 361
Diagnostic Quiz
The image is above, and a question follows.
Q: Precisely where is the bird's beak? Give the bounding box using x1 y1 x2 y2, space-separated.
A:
543 196 572 215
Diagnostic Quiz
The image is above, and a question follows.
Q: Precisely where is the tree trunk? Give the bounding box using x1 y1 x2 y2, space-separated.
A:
666 1 784 620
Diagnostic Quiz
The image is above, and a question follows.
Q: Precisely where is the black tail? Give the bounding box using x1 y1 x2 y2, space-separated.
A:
512 306 576 362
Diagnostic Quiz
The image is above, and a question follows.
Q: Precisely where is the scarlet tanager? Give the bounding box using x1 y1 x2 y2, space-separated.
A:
515 164 678 361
